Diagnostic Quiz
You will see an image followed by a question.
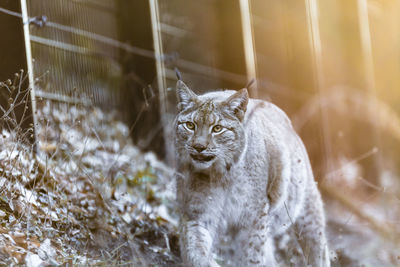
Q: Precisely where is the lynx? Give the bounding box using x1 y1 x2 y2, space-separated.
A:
174 80 329 267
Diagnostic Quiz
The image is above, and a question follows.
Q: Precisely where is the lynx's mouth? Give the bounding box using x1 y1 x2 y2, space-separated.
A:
190 153 215 162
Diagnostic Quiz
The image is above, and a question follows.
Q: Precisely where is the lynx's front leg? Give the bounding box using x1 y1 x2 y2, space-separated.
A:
180 220 219 267
240 233 277 266
236 208 278 267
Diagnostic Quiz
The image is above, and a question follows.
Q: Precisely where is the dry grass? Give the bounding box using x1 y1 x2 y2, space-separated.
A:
0 73 179 266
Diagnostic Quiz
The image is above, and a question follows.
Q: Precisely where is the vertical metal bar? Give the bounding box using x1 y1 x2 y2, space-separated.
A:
357 0 376 93
305 0 333 179
357 0 382 172
239 0 258 97
149 0 167 115
149 0 173 162
21 0 38 150
305 0 324 89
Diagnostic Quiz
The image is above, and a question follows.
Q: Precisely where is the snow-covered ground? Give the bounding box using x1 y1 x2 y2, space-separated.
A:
0 100 180 266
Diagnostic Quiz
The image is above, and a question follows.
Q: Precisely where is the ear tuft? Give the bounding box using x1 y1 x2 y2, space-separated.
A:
224 89 249 121
176 81 197 111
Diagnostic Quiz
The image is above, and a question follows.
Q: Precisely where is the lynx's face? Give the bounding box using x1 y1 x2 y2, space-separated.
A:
174 81 248 172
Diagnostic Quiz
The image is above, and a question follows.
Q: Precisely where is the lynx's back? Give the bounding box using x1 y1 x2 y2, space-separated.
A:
174 82 330 266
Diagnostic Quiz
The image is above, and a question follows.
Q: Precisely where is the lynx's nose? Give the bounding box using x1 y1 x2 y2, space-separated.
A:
193 143 206 152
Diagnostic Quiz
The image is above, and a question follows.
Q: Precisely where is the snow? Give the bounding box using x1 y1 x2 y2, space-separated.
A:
0 100 179 266
25 253 44 267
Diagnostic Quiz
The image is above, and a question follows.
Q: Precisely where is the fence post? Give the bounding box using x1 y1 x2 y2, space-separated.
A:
20 0 38 150
305 0 333 180
149 0 175 164
357 0 383 175
0 1 36 147
239 0 258 97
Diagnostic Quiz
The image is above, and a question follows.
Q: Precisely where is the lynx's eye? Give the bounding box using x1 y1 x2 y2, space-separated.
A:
185 122 195 130
212 125 223 133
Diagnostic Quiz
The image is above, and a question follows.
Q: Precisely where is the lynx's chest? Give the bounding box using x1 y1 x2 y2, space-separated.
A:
218 167 268 226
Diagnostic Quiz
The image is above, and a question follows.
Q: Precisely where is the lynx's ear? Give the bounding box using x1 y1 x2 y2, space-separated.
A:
176 80 198 111
223 89 249 121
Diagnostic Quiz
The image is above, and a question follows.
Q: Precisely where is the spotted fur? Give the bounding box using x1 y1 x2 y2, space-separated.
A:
174 81 330 267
